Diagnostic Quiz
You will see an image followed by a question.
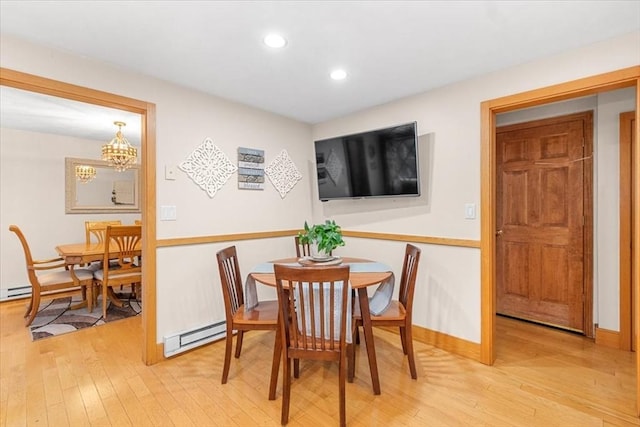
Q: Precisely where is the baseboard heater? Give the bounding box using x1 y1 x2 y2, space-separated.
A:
163 320 227 358
1 285 32 301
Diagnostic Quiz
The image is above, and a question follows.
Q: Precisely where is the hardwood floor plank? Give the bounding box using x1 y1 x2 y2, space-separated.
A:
100 395 132 427
45 401 70 427
1 299 638 427
61 385 89 425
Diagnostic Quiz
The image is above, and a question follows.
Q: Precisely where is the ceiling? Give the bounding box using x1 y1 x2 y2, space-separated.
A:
0 1 639 142
0 86 142 145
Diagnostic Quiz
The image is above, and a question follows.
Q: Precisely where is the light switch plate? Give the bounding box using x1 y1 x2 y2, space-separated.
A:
160 205 177 221
165 165 177 180
464 203 476 219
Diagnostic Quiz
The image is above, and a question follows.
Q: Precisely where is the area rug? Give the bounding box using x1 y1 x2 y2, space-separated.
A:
29 292 141 341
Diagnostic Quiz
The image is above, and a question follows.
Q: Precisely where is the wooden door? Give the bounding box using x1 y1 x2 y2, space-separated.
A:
496 112 593 333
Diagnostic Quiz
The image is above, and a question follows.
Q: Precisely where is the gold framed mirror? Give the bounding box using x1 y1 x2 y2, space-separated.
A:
65 157 140 213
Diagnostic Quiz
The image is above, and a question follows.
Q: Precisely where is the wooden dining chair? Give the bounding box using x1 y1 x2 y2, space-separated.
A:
353 243 421 379
216 246 280 399
294 236 311 257
295 236 333 258
93 225 142 320
85 220 123 244
85 220 123 271
9 225 94 326
273 263 353 427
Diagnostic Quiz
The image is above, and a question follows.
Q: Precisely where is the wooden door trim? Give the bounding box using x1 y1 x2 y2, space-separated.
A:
481 66 640 415
620 111 635 351
0 67 159 365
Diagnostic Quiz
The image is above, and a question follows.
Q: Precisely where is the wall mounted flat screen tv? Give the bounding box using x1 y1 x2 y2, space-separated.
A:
314 122 419 201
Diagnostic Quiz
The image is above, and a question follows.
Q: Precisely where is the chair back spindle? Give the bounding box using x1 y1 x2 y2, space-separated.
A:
274 263 352 426
85 220 123 244
294 236 311 258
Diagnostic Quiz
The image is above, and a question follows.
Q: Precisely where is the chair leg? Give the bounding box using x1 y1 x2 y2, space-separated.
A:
221 325 233 384
293 359 300 378
347 342 355 383
93 282 99 309
339 353 347 427
24 291 34 318
404 324 417 380
102 284 108 320
234 330 244 358
24 291 40 326
268 330 281 400
399 326 408 355
281 354 291 425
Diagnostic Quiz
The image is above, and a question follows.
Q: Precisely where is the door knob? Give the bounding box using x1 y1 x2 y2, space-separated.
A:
496 229 504 237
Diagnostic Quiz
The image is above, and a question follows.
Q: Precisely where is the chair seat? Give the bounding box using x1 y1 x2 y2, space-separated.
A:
93 269 140 281
87 260 121 272
40 268 94 285
354 300 406 321
233 300 279 326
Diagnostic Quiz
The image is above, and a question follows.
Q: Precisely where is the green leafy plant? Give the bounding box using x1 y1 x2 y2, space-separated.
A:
297 219 345 255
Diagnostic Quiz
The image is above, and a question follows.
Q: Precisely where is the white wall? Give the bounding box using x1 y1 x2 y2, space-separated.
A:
0 127 140 297
0 35 314 340
595 88 637 330
1 31 638 344
311 32 639 342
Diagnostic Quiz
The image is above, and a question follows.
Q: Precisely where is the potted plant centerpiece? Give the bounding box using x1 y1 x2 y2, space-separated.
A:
298 219 345 260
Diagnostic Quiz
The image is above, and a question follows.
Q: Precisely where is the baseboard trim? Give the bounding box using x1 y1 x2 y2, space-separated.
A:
382 325 481 362
594 326 620 349
157 326 481 364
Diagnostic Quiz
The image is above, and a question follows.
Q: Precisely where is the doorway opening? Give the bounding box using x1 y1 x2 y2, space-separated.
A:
495 110 594 336
480 66 640 413
0 67 159 365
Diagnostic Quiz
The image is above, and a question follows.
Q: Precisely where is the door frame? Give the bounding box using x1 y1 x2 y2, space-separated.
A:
0 67 160 365
480 66 640 413
620 111 636 351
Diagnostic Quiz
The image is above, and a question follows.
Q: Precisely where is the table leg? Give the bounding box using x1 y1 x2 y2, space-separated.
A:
68 264 91 312
358 287 381 395
107 287 125 307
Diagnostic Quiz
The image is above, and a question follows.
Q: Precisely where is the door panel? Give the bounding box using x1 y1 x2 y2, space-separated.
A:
497 112 592 333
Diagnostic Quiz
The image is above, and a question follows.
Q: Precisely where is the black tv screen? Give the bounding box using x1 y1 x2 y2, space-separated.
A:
314 122 419 201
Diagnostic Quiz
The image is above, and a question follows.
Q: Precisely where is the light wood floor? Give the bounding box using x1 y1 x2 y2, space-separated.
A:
1 298 637 426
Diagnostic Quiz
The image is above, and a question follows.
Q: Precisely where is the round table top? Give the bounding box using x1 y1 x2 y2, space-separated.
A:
249 257 392 289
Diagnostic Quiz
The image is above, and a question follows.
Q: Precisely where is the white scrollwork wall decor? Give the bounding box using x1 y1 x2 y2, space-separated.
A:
265 149 302 198
179 138 238 198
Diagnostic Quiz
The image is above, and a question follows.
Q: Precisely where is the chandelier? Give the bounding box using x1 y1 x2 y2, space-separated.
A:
75 165 96 183
102 121 137 172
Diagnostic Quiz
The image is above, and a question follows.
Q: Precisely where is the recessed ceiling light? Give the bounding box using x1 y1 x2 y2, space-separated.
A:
330 69 347 80
264 33 287 48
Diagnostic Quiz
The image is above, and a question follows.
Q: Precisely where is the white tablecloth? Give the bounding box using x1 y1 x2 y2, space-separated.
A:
245 261 394 315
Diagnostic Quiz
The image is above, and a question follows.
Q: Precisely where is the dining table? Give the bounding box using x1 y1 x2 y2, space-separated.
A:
249 256 393 396
55 241 142 313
